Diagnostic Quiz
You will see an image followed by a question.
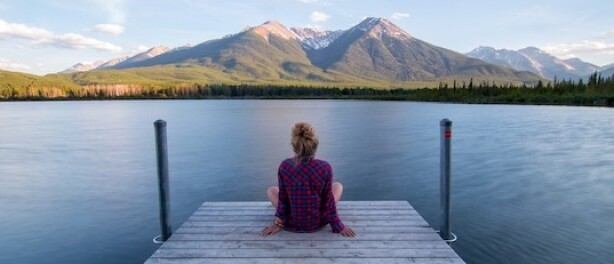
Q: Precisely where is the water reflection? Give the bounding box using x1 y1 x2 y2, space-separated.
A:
0 101 613 264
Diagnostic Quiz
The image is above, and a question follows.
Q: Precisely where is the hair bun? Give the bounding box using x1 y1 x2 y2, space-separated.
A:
293 122 315 140
291 122 319 160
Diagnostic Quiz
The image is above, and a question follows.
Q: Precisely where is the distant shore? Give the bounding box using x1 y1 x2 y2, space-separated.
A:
0 88 614 107
2 73 613 107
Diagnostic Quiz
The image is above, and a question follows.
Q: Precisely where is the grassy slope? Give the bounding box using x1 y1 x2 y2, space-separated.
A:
1 70 79 89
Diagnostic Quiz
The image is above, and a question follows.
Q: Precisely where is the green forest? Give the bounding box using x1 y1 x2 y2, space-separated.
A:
1 71 613 107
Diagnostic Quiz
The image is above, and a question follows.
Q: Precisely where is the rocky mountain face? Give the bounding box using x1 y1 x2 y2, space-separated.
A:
303 18 537 82
63 46 170 72
291 27 344 50
467 46 601 80
62 61 104 73
112 46 170 68
63 18 541 83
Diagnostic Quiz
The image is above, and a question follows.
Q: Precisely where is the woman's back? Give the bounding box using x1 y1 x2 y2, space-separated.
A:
261 122 355 237
276 158 340 232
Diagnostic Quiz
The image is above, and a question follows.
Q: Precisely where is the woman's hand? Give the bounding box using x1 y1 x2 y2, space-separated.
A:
339 227 356 237
260 224 282 236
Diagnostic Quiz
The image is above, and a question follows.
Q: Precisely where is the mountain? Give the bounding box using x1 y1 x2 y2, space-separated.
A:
61 46 171 73
98 56 129 69
467 46 600 80
105 46 171 69
62 61 104 73
306 17 537 82
1 69 79 90
111 20 335 81
291 27 344 50
65 18 541 85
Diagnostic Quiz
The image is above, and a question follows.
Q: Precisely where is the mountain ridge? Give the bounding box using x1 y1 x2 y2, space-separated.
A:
60 17 542 85
467 46 601 80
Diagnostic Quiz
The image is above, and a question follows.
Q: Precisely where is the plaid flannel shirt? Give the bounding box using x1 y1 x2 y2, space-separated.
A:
275 158 345 233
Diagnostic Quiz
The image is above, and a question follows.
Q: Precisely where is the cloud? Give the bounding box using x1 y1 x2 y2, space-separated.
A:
91 0 126 24
391 12 410 20
0 19 54 40
93 24 125 36
607 29 614 38
0 58 31 71
541 40 614 58
0 19 121 52
310 11 330 23
134 45 150 53
298 0 317 3
37 33 122 52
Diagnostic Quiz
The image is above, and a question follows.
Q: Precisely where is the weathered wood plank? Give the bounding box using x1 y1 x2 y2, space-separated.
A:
173 226 437 234
144 201 465 264
200 201 410 207
193 209 419 216
167 232 442 241
199 205 416 211
180 220 431 227
159 240 450 250
151 248 459 258
145 257 466 264
186 215 424 222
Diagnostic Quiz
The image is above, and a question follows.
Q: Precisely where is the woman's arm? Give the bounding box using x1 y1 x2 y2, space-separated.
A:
275 164 289 222
262 164 289 236
323 165 345 233
323 163 355 237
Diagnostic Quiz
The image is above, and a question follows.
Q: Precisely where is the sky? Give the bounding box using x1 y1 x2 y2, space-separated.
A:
1 0 613 75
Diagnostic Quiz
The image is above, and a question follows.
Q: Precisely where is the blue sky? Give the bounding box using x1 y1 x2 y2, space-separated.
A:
1 0 613 74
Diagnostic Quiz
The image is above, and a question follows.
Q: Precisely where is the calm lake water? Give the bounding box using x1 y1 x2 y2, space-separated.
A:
0 100 613 264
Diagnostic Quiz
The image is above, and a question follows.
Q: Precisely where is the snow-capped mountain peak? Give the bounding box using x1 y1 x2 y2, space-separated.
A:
291 27 344 50
356 17 383 31
61 61 104 73
60 45 171 73
128 46 171 63
467 46 601 80
146 46 171 57
250 20 299 41
352 17 412 40
98 56 129 69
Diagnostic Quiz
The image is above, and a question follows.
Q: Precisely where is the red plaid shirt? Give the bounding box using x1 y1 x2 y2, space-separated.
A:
275 158 345 233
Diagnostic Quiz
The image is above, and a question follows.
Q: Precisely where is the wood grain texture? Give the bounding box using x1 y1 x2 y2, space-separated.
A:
144 201 465 264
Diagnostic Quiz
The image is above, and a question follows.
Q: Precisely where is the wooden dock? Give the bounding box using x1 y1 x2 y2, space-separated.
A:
144 200 465 264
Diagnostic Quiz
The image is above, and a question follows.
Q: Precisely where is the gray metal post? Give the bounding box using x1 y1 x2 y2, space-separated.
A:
154 120 172 243
439 119 454 242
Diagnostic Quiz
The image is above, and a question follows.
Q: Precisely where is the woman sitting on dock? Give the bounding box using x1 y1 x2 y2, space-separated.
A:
261 122 356 237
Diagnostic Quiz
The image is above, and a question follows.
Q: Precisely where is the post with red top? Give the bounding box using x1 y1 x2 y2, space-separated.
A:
439 119 456 242
153 120 172 244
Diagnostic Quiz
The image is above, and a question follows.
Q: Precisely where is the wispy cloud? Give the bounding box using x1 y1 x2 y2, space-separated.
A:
0 19 122 52
0 19 54 40
134 45 150 53
391 12 410 20
607 29 614 38
37 33 122 52
91 0 126 24
541 40 614 58
297 0 318 3
92 24 125 36
310 11 330 23
0 58 31 71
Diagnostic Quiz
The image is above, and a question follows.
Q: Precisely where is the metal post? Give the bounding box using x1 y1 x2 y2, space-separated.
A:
439 119 456 242
154 120 172 243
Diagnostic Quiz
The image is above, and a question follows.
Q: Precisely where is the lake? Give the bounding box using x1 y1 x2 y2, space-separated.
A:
0 100 613 264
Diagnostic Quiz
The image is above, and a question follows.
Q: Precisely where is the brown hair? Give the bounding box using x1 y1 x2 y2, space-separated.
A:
291 122 319 161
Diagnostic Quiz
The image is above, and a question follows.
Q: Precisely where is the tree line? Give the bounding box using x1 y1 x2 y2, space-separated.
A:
1 72 613 106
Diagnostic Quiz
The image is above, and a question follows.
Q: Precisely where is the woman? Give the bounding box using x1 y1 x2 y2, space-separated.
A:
261 122 356 237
